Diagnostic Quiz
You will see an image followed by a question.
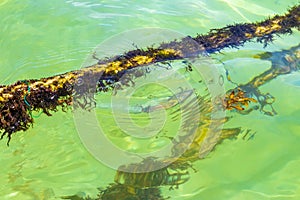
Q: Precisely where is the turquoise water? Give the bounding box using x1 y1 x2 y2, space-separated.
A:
0 0 300 199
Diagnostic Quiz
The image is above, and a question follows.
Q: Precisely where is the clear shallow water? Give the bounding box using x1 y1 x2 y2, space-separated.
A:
0 0 300 199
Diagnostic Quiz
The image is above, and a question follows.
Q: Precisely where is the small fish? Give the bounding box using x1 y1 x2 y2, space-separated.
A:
247 131 256 141
142 89 194 113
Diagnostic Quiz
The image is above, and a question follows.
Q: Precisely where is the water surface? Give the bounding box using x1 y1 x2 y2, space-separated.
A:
0 0 300 199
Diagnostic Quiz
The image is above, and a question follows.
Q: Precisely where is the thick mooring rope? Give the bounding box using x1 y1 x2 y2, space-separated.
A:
0 5 299 145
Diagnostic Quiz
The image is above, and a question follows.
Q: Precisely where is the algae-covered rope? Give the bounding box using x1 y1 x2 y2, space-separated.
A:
0 5 299 145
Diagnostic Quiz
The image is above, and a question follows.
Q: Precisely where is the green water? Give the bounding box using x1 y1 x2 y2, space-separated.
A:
1 0 300 199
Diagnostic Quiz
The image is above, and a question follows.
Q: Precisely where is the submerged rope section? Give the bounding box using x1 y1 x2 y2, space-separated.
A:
0 5 299 145
62 43 300 200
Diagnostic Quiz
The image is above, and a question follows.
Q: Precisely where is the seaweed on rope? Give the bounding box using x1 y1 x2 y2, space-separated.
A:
0 5 299 146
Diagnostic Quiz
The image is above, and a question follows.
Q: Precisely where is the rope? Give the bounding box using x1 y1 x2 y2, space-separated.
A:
21 80 43 119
